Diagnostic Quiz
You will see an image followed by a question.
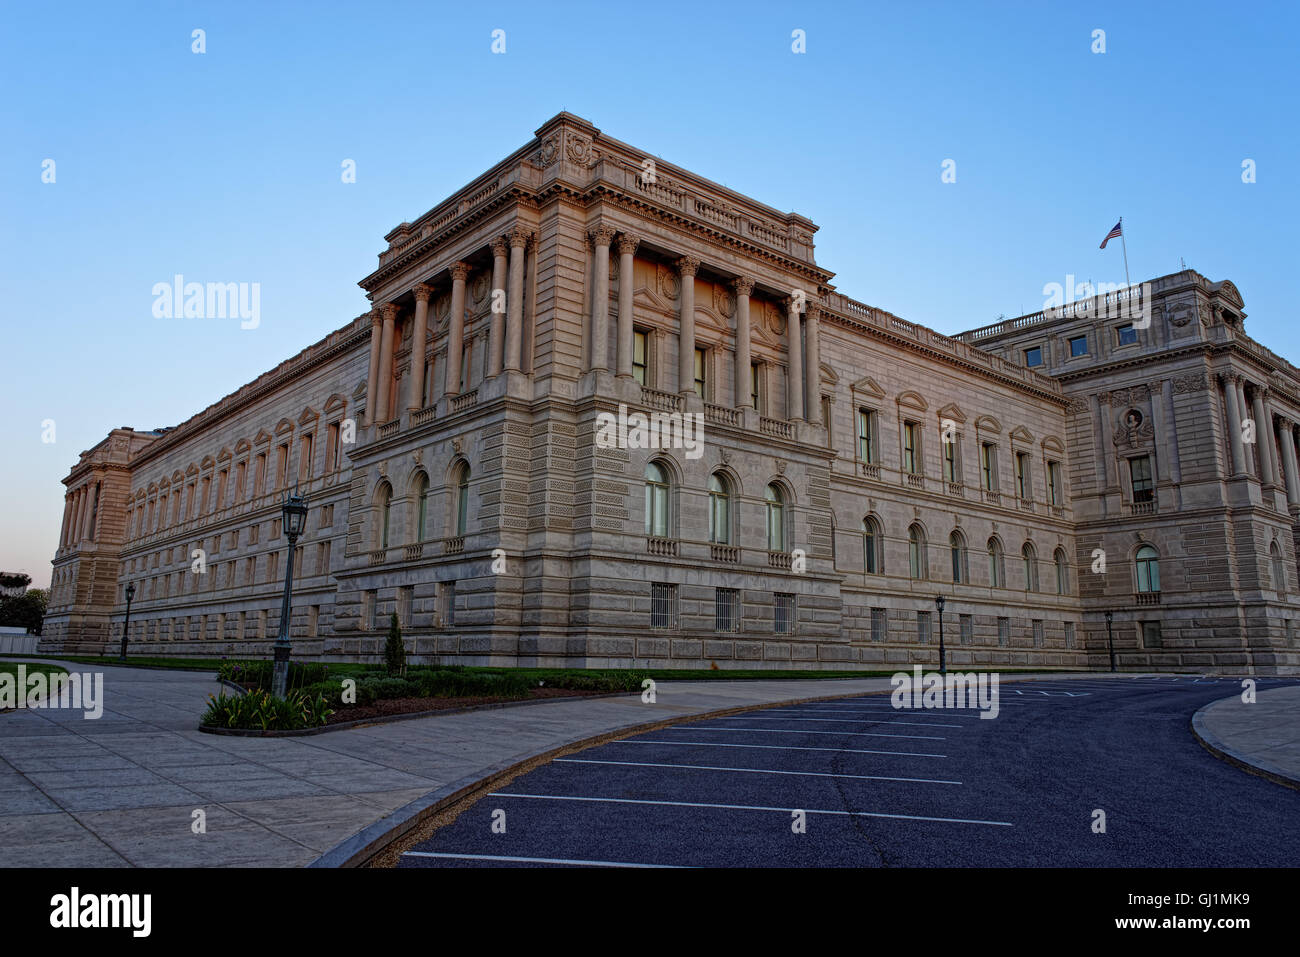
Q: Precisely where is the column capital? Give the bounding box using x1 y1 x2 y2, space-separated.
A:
804 300 824 320
489 236 509 258
1217 371 1237 387
779 295 803 315
448 261 471 282
1255 384 1271 401
370 308 383 327
1280 416 1295 431
731 276 755 297
616 232 641 255
675 255 701 278
379 302 399 323
509 225 534 249
412 283 434 304
588 225 617 248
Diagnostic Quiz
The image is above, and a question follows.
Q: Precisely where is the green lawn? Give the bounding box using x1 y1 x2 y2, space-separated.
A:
0 661 70 708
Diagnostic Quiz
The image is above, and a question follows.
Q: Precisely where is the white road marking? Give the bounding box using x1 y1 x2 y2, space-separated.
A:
714 715 964 728
615 739 946 758
555 757 962 785
403 850 682 868
668 725 945 741
488 792 1013 827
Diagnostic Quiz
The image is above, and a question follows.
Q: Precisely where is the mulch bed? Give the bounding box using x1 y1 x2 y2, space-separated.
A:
324 686 604 724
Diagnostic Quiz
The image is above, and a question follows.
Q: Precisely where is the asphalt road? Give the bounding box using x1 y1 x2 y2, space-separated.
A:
398 675 1300 868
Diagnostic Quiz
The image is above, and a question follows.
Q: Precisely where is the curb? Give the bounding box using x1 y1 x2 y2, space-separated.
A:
1191 698 1300 792
308 683 902 868
198 689 636 737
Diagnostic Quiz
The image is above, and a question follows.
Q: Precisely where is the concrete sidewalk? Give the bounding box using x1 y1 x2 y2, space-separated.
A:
0 661 1103 867
1193 684 1300 789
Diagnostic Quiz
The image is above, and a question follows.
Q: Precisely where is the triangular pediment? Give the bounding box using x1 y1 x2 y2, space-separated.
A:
1009 425 1035 445
851 376 886 400
936 403 966 424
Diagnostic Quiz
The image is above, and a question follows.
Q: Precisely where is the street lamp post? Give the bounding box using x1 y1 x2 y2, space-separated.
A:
935 595 947 675
1104 610 1116 673
118 582 136 660
271 488 309 699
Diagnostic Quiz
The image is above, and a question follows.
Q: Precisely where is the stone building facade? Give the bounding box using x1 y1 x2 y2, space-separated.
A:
41 113 1300 673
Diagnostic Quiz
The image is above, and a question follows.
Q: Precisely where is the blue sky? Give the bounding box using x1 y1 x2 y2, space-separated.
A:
3 0 1297 586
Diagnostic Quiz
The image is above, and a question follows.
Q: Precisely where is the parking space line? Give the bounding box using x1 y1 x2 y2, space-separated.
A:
488 792 1014 827
669 725 945 741
765 708 986 719
554 757 962 785
403 851 683 868
616 739 946 758
714 715 965 728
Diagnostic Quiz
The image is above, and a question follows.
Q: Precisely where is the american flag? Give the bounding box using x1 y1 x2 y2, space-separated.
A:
1099 220 1122 249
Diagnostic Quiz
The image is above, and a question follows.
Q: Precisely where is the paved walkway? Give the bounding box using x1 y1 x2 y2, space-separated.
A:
1193 683 1300 788
3 661 1289 866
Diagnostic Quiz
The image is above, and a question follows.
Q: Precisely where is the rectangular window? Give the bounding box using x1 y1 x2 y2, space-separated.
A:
1024 346 1043 367
715 588 740 633
821 396 832 446
1032 619 1044 647
216 470 228 511
1064 621 1076 649
943 437 958 482
651 582 677 630
774 593 796 635
1016 452 1031 500
397 585 413 626
903 421 919 474
361 589 376 630
1142 621 1162 648
460 340 472 392
234 462 247 502
320 504 334 527
871 608 887 642
1116 323 1138 346
318 540 331 576
276 443 289 489
1068 335 1088 357
254 453 266 498
1047 460 1062 505
442 581 456 627
857 409 876 464
268 551 279 583
327 422 341 472
917 611 932 643
693 347 707 399
1130 455 1154 503
997 617 1010 646
633 330 648 386
981 443 997 491
750 361 761 411
300 432 314 479
960 614 973 645
307 605 318 637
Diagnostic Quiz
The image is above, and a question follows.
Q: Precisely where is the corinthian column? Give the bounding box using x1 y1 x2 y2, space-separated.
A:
406 284 432 411
444 262 469 397
785 296 804 421
1221 373 1246 476
615 233 640 378
676 256 701 396
1252 386 1276 486
733 277 754 409
1279 418 1300 508
364 309 382 426
1236 377 1255 476
375 303 398 424
487 237 508 377
804 302 822 425
587 226 616 373
505 227 530 373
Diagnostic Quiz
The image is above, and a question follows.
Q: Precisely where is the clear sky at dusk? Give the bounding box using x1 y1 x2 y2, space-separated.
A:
2 0 1297 587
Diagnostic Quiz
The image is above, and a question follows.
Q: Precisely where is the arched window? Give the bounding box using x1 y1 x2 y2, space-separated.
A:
987 537 1004 588
375 481 393 549
908 524 926 580
1054 547 1069 595
949 530 967 583
454 463 470 537
413 472 429 541
862 517 882 574
708 473 731 544
645 462 670 537
1022 542 1039 592
765 483 785 552
1271 542 1285 592
1135 545 1160 593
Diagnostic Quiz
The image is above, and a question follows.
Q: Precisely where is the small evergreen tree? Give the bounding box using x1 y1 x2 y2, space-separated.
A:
384 613 406 676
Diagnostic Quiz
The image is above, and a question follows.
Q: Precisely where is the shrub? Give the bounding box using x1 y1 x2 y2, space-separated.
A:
218 660 330 690
384 614 407 677
200 688 334 731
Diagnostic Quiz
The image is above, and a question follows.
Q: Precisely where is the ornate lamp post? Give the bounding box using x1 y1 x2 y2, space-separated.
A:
118 582 136 660
935 595 947 675
1105 610 1116 673
271 488 309 699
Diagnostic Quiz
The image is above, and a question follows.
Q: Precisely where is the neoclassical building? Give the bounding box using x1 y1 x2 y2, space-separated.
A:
42 113 1300 673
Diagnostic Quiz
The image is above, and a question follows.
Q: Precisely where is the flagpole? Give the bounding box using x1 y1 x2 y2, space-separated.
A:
1119 216 1132 289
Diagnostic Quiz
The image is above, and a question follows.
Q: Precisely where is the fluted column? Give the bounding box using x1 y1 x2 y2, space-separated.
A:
1252 387 1277 486
785 296 804 421
374 303 398 424
69 489 82 545
615 233 639 378
1279 418 1300 508
505 228 529 373
804 302 822 425
487 237 508 377
80 484 95 542
1236 377 1255 476
1221 374 1247 475
59 494 72 547
733 277 754 409
676 256 701 395
406 284 432 411
364 309 382 426
444 262 469 396
587 226 616 373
